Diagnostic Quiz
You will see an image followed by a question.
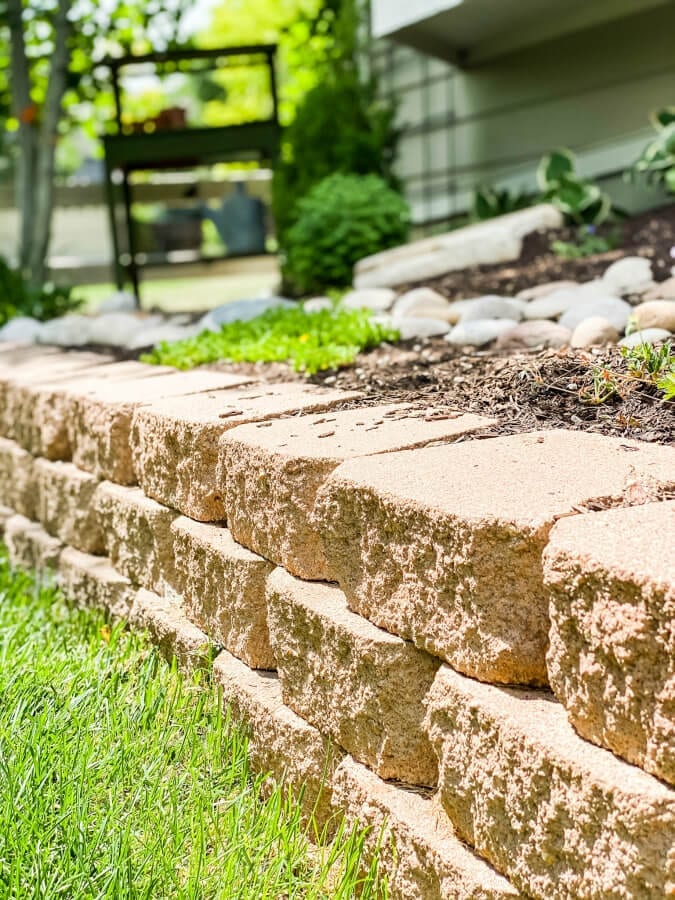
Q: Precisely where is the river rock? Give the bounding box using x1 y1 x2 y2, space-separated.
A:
570 316 620 348
446 319 518 347
458 296 526 322
38 314 93 347
392 316 450 340
495 320 571 350
618 328 672 348
643 276 675 301
517 280 579 301
391 288 452 320
632 300 675 332
341 288 397 312
199 296 294 332
98 290 136 313
602 256 654 295
559 297 631 332
126 322 202 350
0 316 44 343
303 297 334 313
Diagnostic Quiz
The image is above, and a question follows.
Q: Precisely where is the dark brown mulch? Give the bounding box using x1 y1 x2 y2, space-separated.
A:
401 203 675 300
304 340 674 445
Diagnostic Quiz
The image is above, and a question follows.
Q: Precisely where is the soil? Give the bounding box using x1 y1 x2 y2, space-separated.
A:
400 203 675 300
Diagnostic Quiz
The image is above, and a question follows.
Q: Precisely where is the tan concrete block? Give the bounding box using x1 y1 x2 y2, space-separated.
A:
315 430 675 686
212 649 343 832
132 382 361 521
222 404 492 580
425 664 675 900
69 369 252 484
6 359 160 459
129 588 213 671
59 546 134 619
94 482 178 593
266 567 439 786
171 517 275 669
35 458 103 553
332 757 522 900
0 504 14 537
5 514 62 571
0 437 37 518
544 501 675 786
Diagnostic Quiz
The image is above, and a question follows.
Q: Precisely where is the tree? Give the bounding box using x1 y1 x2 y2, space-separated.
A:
0 0 192 288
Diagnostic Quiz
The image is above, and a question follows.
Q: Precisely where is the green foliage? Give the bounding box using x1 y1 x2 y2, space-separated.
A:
0 548 387 898
283 173 410 295
658 367 675 400
471 185 532 221
0 256 83 325
631 107 675 194
621 338 674 382
142 303 400 374
551 225 621 259
537 148 613 225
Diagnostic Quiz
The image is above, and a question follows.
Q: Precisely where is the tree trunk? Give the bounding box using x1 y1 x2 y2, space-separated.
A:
27 0 72 287
7 0 37 271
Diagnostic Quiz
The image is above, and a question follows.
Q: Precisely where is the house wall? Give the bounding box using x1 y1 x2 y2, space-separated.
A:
371 3 675 228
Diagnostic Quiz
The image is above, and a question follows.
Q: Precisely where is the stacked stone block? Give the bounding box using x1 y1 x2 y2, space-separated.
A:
0 346 673 900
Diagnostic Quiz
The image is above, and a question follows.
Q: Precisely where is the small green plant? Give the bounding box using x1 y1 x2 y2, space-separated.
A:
471 186 532 221
551 225 621 258
631 107 675 193
537 148 613 225
579 366 621 405
658 367 675 400
621 338 674 382
0 256 83 326
282 173 410 295
142 305 400 374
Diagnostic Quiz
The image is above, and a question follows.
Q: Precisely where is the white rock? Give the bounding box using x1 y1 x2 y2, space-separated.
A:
38 314 93 347
0 316 44 343
643 277 675 301
391 287 451 319
559 297 632 332
303 297 334 313
199 296 294 332
87 312 162 347
602 256 654 295
618 328 672 348
523 282 614 320
495 320 572 350
97 290 137 314
341 288 397 312
391 316 450 340
570 317 620 348
458 296 527 322
632 300 675 332
517 280 579 301
125 322 202 350
445 319 518 347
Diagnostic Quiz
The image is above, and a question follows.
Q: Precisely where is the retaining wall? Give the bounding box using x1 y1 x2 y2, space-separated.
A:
0 343 673 899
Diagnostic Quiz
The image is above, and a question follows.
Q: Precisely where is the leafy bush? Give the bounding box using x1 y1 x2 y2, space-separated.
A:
272 73 400 243
142 304 400 374
471 185 532 221
0 256 83 326
631 108 675 193
282 173 410 295
537 148 613 225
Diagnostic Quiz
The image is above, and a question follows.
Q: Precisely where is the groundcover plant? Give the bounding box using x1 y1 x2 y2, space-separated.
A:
0 549 385 899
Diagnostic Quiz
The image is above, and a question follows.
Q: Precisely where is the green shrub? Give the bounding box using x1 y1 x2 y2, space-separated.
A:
272 73 400 243
471 185 532 220
0 256 83 326
282 173 410 295
537 148 613 224
142 304 401 374
631 107 675 193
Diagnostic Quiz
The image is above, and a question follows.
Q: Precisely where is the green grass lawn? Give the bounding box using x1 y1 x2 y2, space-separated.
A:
0 550 385 899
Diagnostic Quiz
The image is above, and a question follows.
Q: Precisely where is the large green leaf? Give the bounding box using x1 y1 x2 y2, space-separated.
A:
537 148 575 190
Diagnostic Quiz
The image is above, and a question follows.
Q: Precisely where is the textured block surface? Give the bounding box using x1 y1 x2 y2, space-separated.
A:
545 501 675 785
425 664 675 900
132 382 360 521
5 514 62 571
0 437 37 518
35 458 103 553
222 404 492 579
69 369 251 483
171 517 275 668
316 430 675 685
332 758 522 900
94 482 178 593
266 567 439 785
59 546 134 618
129 588 212 671
212 649 343 832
